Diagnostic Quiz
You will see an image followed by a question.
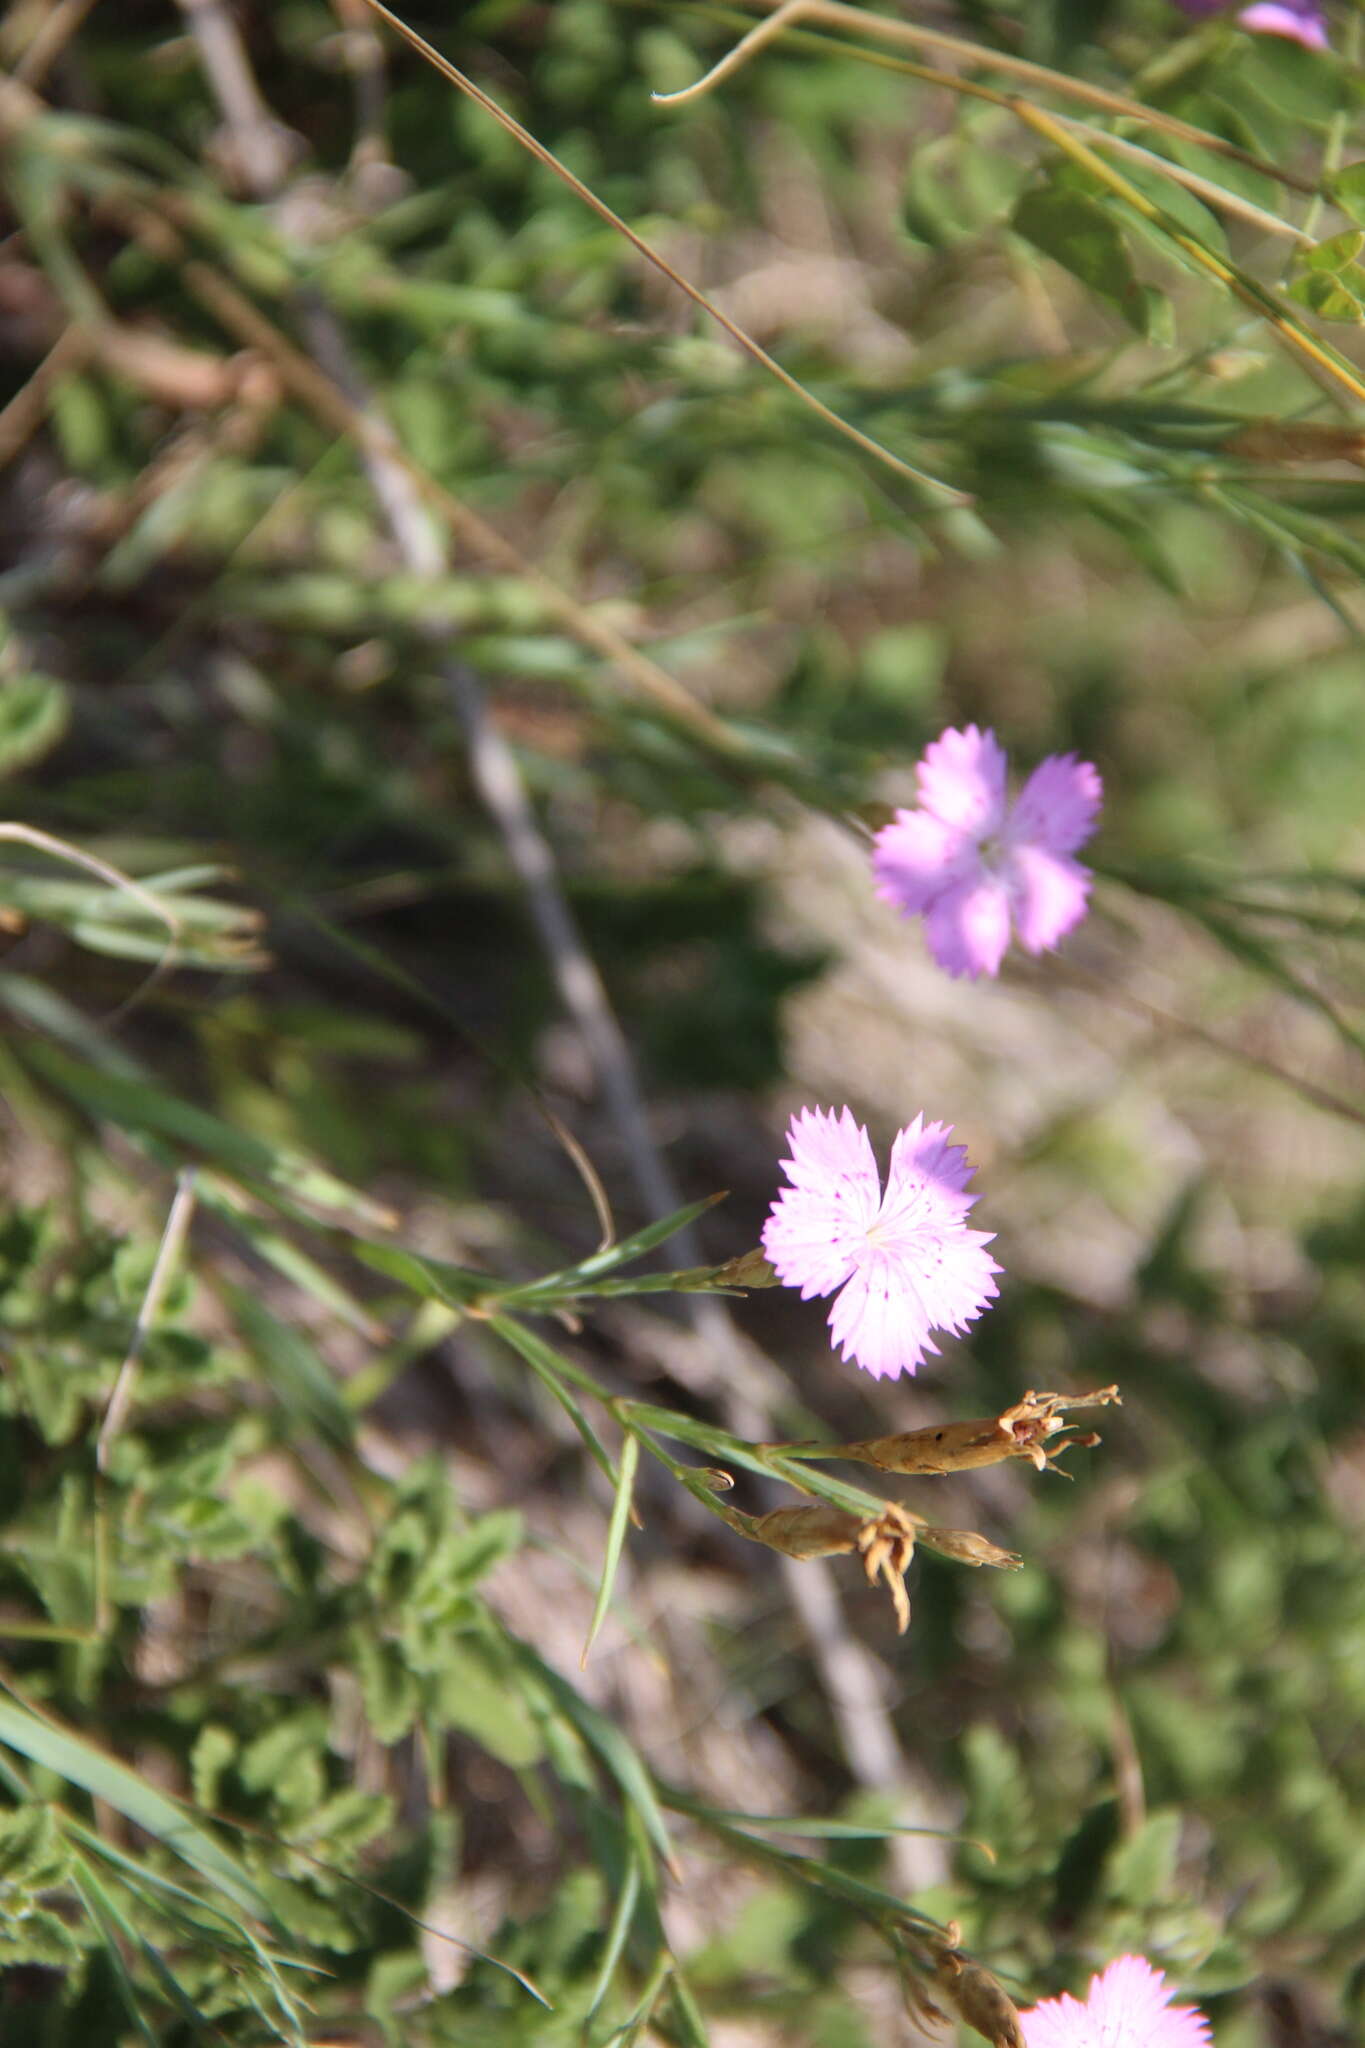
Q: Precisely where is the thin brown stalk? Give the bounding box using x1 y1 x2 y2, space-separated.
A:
330 0 396 181
659 0 1315 194
0 823 182 970
97 1171 198 1476
114 193 749 759
0 322 90 471
1012 99 1365 409
659 11 1311 248
10 0 99 86
1052 955 1365 1129
174 0 298 195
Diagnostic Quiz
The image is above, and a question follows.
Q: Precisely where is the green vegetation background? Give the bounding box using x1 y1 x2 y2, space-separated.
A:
1 0 1364 2041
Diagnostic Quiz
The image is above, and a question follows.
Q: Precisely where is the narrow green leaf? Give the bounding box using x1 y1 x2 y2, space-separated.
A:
491 1314 621 1490
18 1040 394 1230
494 1194 726 1304
605 1953 675 2048
620 1401 890 1518
0 1689 275 1925
666 1967 712 2048
518 1649 678 1878
487 1311 607 1400
347 1234 488 1305
70 1862 160 2048
201 1180 381 1338
534 1264 747 1302
680 1805 945 1931
582 1432 639 1669
584 1843 641 2021
676 1806 989 1844
226 1284 353 1452
80 1858 237 2046
59 917 258 969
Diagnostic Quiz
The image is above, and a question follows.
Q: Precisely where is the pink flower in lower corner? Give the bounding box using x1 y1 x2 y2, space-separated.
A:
1020 1955 1212 2048
761 1106 1000 1380
871 725 1102 980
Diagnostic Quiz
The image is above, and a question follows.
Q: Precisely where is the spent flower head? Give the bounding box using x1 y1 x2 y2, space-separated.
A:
1020 1955 1212 2048
872 725 1102 980
762 1105 1000 1379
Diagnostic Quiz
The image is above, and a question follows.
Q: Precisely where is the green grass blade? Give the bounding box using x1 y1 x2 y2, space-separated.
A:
676 1802 946 1932
487 1310 609 1400
663 1796 997 1861
581 1431 639 1669
620 1401 891 1517
77 1856 240 2043
0 1687 276 1925
198 1177 383 1339
348 1234 489 1306
18 1039 394 1230
69 1860 161 2048
226 1283 354 1453
517 1649 679 1879
493 1316 621 1490
584 1841 641 2021
494 1194 726 1304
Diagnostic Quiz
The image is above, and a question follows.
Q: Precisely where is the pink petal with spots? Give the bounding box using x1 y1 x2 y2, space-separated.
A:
762 1106 881 1299
1008 753 1103 857
826 1249 940 1380
763 1108 1002 1378
882 1114 978 1213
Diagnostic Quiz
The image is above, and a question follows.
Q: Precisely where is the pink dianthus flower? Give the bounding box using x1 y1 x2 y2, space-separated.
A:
1173 0 1327 47
1020 1955 1212 2048
871 725 1102 980
761 1106 1000 1380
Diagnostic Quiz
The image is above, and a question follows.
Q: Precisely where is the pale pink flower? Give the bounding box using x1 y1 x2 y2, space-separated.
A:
1238 1 1328 42
872 725 1102 980
761 1106 1000 1379
1020 1955 1212 2048
1174 0 1327 48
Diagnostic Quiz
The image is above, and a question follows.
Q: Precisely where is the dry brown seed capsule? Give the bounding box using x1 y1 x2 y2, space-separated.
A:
929 1937 1025 2048
917 1526 1023 1571
746 1502 921 1633
812 1385 1120 1478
